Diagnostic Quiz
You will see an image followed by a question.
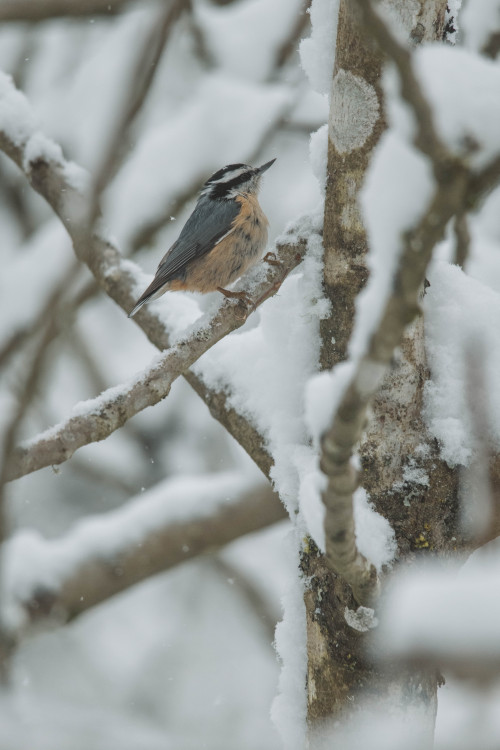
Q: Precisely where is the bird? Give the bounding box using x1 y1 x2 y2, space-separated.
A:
129 159 276 318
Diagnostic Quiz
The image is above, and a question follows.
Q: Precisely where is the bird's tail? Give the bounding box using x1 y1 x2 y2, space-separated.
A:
128 278 170 318
128 296 150 318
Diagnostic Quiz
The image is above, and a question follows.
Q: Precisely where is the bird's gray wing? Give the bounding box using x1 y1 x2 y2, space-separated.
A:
129 197 240 316
155 196 240 281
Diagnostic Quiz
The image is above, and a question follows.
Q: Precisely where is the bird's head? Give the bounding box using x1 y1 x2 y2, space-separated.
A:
201 159 276 200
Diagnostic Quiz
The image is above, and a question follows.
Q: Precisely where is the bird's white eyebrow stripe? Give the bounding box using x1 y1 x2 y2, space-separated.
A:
214 167 248 183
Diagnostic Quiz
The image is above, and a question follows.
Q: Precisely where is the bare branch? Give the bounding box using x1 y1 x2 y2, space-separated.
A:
468 153 500 203
0 261 83 494
355 0 448 166
460 338 494 540
0 0 143 21
0 260 87 372
453 212 470 268
272 0 310 72
8 480 286 634
211 557 279 643
88 0 187 223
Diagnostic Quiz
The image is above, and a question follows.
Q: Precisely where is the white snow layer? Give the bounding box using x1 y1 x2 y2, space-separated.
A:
0 70 37 145
299 0 340 96
354 130 434 360
196 0 304 81
0 69 87 191
376 548 500 663
388 46 500 170
424 261 500 466
271 532 307 750
5 471 259 629
461 0 500 52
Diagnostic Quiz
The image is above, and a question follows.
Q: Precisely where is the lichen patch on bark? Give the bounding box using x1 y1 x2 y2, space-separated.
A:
329 69 380 154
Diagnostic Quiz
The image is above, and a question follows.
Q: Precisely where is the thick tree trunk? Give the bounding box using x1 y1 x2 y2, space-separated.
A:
304 0 457 736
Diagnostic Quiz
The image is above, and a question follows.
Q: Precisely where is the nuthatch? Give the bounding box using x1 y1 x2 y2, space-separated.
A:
129 159 276 317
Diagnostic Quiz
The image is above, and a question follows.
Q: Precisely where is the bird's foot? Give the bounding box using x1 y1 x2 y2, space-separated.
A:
217 287 253 306
263 251 282 267
217 286 254 319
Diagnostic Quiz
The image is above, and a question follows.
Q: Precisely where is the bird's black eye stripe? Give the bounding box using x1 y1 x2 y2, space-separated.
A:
209 172 255 198
205 163 248 185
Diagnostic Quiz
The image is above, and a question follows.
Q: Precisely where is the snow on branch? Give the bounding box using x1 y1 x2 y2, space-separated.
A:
355 0 447 165
4 474 285 636
0 71 304 481
319 0 500 607
7 238 305 481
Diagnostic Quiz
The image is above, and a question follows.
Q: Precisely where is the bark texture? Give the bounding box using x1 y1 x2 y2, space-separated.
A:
305 0 455 730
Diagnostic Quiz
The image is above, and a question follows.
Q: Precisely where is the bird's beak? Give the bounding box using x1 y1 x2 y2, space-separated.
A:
256 158 276 174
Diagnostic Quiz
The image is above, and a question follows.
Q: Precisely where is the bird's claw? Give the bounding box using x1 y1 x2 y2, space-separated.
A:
263 251 282 267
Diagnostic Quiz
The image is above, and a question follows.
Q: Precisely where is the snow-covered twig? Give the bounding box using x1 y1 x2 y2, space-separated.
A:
7 236 304 481
320 0 500 607
5 475 285 635
321 167 472 605
0 75 292 480
355 0 447 166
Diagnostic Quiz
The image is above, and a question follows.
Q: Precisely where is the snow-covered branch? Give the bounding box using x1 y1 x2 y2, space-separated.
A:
0 73 302 481
5 474 285 636
7 238 304 481
320 0 500 607
355 0 447 165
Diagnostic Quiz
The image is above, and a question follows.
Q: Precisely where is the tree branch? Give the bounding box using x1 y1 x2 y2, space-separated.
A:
319 0 500 606
0 0 143 21
0 76 292 481
6 236 304 482
7 478 286 635
88 0 187 225
354 0 448 167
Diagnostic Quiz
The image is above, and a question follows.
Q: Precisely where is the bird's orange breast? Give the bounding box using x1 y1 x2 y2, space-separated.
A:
177 193 269 293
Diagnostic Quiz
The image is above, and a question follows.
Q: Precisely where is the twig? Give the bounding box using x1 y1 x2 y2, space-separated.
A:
354 0 448 167
0 309 68 680
273 0 311 71
88 0 187 224
0 260 84 495
461 338 493 539
70 456 138 496
319 0 493 606
0 259 84 372
453 212 470 268
211 557 279 643
128 95 297 254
